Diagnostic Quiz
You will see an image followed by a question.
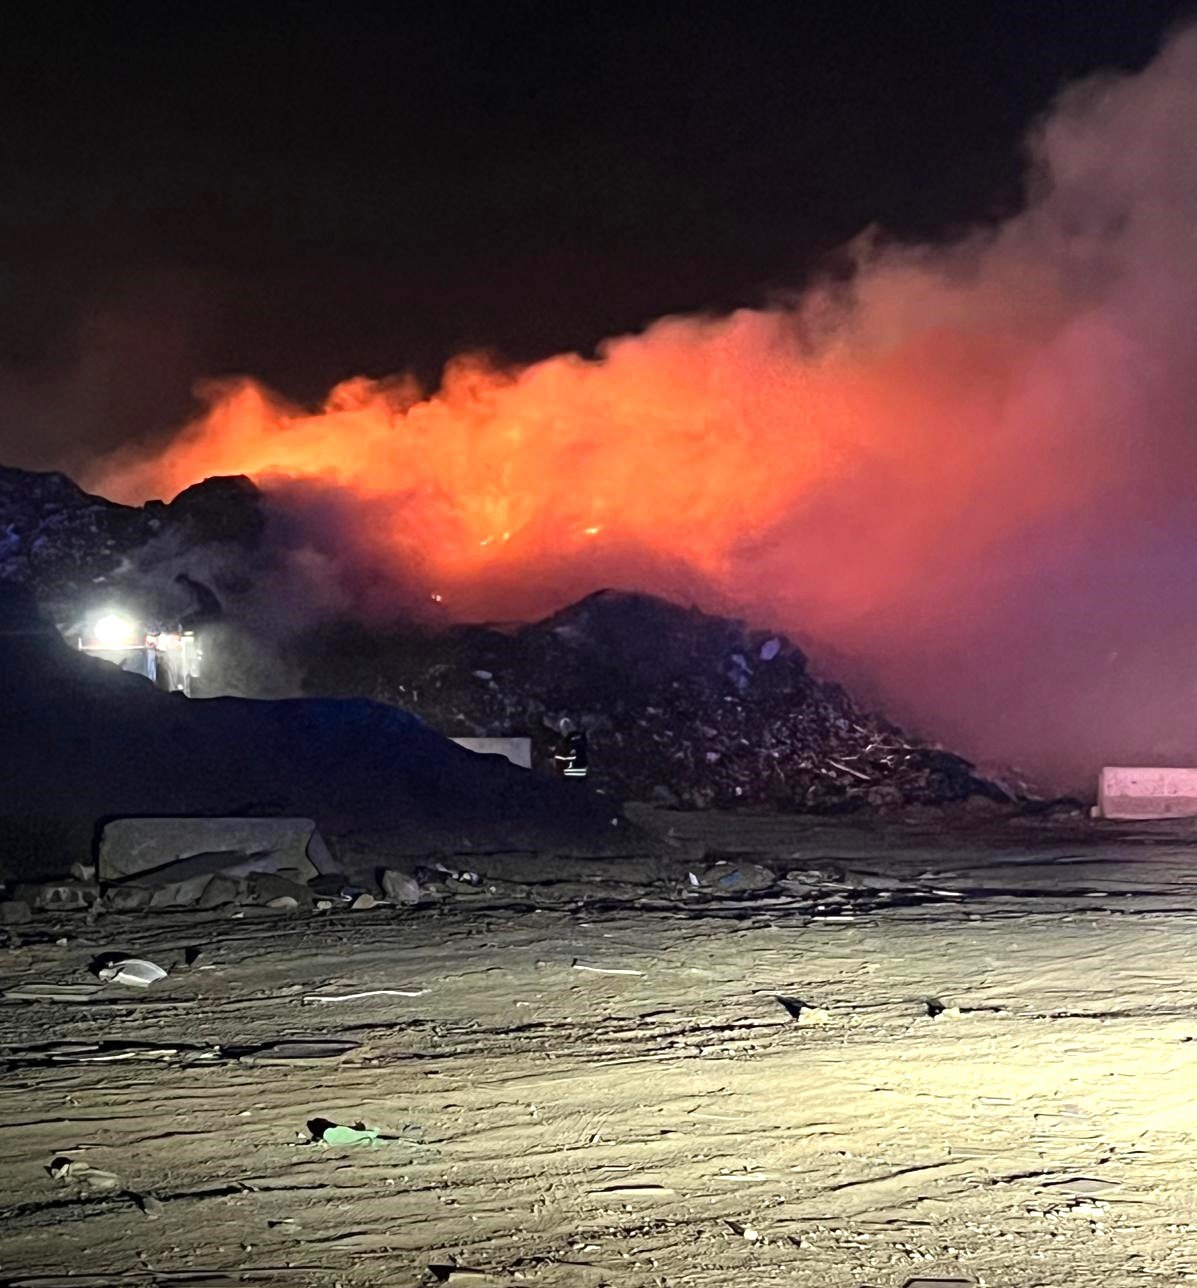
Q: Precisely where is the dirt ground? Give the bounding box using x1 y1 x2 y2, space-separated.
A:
4 808 1197 1287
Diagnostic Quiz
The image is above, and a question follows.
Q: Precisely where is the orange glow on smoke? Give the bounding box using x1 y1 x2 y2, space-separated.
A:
73 31 1197 789
91 294 1095 631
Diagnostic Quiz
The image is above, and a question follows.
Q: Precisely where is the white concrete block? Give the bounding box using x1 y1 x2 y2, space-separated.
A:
451 737 533 770
1098 766 1197 819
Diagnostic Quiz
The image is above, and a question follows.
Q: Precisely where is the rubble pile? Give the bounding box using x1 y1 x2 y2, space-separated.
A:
0 583 630 880
0 465 264 626
0 841 988 936
303 590 1006 812
0 466 151 602
0 465 1006 814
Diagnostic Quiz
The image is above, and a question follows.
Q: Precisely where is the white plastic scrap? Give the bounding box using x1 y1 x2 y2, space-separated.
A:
572 960 644 976
98 958 168 988
302 988 429 1003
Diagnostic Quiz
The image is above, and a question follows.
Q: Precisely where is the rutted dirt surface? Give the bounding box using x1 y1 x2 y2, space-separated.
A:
3 813 1197 1287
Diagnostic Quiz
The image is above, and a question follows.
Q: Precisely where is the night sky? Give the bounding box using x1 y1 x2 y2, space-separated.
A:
0 0 1192 463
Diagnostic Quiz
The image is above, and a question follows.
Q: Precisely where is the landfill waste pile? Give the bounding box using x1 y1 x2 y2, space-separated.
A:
303 590 1008 812
0 464 263 621
1 465 1008 813
0 582 633 881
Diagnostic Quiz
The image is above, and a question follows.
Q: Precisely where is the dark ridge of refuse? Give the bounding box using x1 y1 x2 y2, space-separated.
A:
301 588 1008 813
0 465 1008 816
0 583 632 879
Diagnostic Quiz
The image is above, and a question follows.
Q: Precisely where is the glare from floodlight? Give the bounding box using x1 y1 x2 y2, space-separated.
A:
91 613 137 648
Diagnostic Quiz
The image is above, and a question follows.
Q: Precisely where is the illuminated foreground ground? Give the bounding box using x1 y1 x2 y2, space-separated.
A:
3 811 1197 1287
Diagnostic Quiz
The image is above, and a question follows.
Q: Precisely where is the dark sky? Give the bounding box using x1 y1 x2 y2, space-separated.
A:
0 0 1192 460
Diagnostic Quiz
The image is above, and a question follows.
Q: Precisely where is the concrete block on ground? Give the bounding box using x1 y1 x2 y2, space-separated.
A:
1098 766 1197 819
451 736 533 769
98 818 335 883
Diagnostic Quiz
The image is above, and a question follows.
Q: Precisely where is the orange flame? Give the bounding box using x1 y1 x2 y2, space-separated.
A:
76 30 1197 789
90 291 1094 630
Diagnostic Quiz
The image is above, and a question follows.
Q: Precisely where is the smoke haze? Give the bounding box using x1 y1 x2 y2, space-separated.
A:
78 27 1197 791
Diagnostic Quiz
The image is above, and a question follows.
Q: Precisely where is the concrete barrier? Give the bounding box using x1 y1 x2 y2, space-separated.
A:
1098 766 1197 819
451 737 533 770
98 817 335 882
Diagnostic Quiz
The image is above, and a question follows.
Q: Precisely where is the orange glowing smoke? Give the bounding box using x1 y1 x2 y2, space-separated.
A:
83 28 1197 787
90 284 1091 631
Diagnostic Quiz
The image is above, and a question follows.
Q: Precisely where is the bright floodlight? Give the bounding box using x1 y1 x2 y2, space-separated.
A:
92 613 137 647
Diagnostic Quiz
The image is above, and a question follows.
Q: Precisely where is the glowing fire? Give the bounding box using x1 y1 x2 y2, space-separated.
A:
74 29 1197 789
90 292 1092 631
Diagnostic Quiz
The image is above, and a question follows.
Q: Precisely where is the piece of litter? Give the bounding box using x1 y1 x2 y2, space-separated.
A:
572 960 644 976
725 1219 760 1241
307 1117 426 1149
427 1266 493 1285
48 1156 122 1191
776 995 830 1025
589 1183 674 1196
302 988 428 1003
97 958 168 988
1044 1176 1119 1195
321 1124 384 1147
236 1039 359 1060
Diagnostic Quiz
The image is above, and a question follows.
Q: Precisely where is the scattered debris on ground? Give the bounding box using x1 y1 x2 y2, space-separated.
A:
2 822 1195 1287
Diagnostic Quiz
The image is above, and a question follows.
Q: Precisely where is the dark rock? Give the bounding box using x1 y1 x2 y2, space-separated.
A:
245 872 314 908
380 869 421 904
104 885 153 912
197 875 242 908
700 860 777 894
0 900 32 924
147 875 219 909
866 784 905 811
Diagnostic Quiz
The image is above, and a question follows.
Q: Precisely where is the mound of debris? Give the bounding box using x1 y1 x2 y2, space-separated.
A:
0 466 150 600
0 584 632 880
0 465 265 624
0 466 1005 814
302 590 1007 812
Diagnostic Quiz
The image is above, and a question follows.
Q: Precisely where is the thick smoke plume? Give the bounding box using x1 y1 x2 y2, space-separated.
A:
87 29 1197 791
